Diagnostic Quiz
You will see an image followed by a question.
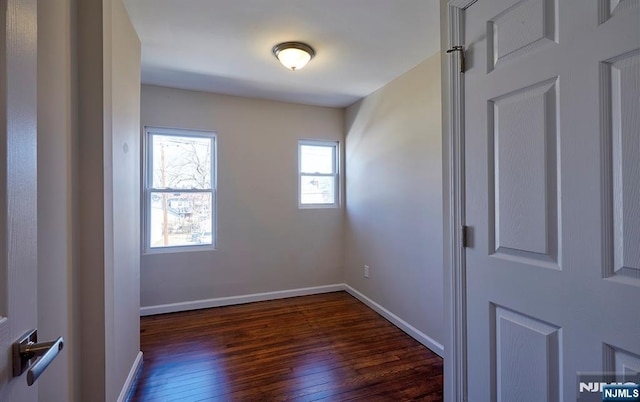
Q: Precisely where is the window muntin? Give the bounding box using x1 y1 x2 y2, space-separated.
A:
145 127 216 253
298 140 339 208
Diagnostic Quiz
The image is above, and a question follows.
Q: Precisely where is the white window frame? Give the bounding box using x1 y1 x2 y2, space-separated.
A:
298 139 340 209
143 126 217 254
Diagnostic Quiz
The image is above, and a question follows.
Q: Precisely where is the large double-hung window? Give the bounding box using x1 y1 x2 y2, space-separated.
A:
144 127 216 252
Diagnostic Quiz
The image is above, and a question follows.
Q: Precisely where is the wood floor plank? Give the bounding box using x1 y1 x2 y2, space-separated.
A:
129 291 443 401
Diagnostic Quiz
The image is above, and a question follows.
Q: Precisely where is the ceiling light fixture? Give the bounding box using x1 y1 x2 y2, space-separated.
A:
272 42 315 71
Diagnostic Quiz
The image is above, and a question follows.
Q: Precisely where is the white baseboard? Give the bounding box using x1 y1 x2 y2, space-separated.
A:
140 284 345 316
344 284 444 357
117 351 143 402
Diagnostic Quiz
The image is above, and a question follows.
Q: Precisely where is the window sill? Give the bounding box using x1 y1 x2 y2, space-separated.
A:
298 204 340 210
143 244 216 256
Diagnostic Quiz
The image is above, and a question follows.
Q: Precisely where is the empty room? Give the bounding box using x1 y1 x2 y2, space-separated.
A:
1 0 638 401
129 1 445 400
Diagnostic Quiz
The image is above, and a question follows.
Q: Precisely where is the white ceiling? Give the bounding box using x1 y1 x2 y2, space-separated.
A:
123 0 441 108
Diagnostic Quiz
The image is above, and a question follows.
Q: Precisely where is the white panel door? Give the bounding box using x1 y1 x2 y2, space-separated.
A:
463 0 640 401
0 0 39 401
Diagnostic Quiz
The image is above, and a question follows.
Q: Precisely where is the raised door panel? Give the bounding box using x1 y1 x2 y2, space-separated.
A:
602 50 640 283
489 78 559 268
599 0 640 24
494 306 561 402
487 0 557 71
605 344 640 382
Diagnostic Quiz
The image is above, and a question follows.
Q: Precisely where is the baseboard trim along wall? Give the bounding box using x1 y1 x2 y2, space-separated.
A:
140 284 444 357
117 351 143 402
140 284 345 316
344 285 445 357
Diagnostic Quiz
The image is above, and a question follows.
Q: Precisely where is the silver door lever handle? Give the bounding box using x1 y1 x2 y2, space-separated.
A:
13 329 64 386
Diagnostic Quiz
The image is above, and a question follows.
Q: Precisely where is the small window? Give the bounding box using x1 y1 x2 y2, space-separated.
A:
144 127 216 253
298 140 339 208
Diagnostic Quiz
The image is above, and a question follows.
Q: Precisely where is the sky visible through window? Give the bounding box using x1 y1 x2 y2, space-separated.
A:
300 145 333 174
152 135 211 189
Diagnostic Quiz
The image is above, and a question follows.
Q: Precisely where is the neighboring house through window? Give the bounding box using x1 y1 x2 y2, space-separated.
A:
144 127 216 252
298 139 339 208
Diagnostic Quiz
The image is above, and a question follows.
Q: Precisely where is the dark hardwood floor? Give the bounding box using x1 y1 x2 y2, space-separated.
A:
129 291 443 401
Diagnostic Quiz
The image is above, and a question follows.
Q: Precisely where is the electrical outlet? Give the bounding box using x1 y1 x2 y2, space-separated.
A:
364 265 370 278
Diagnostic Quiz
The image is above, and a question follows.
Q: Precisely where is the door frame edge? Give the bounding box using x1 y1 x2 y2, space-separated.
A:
446 1 475 401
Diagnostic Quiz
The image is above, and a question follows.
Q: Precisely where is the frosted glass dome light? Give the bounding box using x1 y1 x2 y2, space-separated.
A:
272 42 315 71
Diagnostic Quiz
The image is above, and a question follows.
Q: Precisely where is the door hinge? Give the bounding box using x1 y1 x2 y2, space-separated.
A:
446 45 466 73
461 225 469 248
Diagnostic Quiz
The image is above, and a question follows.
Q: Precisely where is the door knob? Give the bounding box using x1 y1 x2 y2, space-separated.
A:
12 329 64 386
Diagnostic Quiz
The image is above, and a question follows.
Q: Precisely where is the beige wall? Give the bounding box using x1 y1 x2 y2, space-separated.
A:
38 0 141 400
140 85 345 308
344 53 444 352
109 0 142 400
78 0 141 400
